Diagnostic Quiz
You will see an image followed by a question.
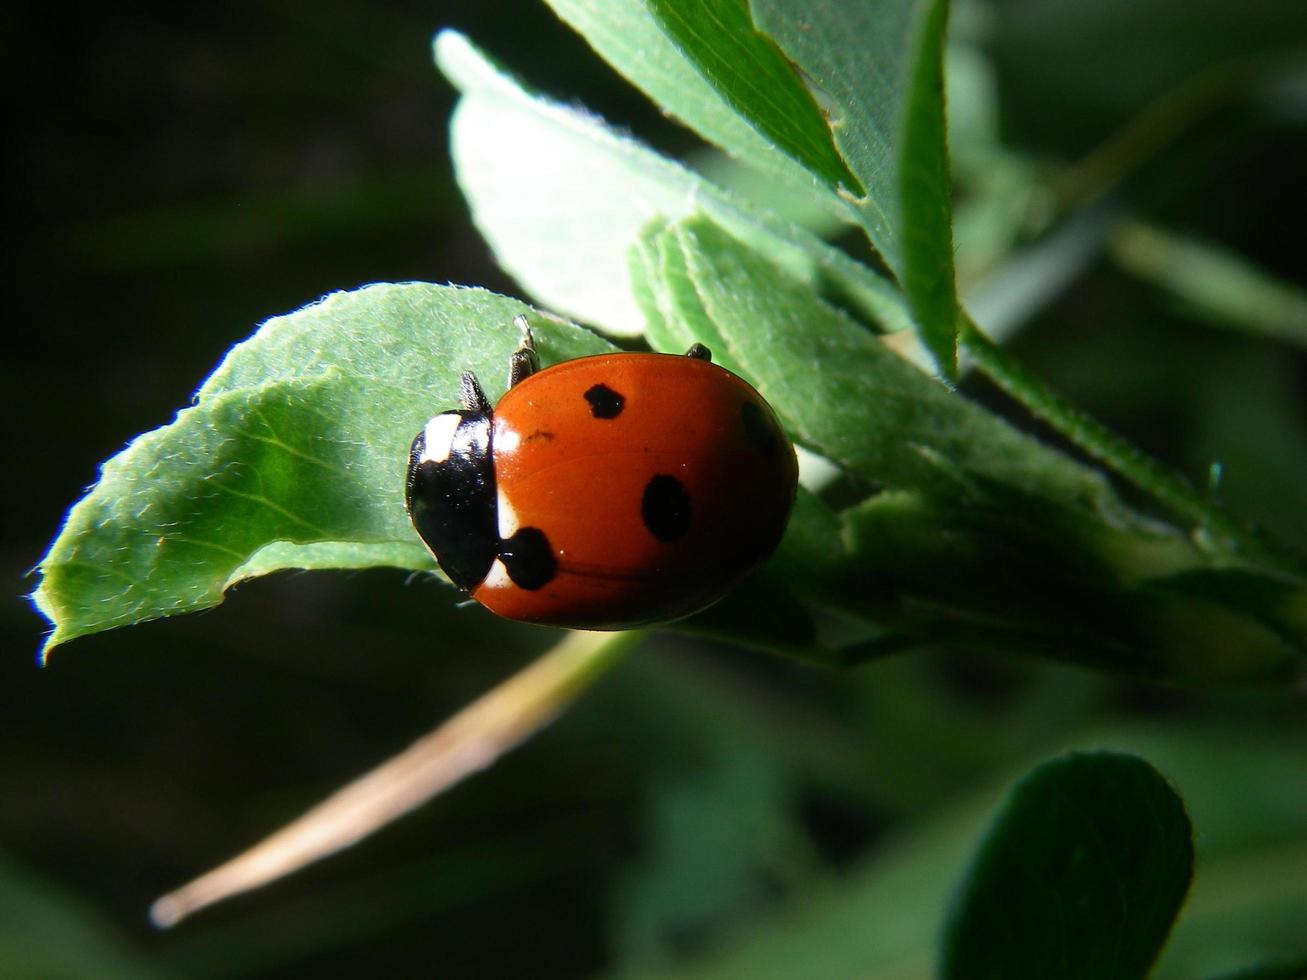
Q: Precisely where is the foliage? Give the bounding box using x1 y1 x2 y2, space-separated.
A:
941 752 1193 980
21 0 1307 976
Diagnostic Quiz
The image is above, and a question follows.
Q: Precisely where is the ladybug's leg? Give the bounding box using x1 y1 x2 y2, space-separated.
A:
458 371 492 415
685 343 713 362
508 314 539 388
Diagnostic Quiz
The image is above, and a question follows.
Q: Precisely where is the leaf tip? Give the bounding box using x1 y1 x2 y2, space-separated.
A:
921 308 960 382
432 29 477 87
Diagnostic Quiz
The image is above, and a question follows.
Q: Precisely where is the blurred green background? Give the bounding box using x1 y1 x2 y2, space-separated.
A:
6 1 1307 977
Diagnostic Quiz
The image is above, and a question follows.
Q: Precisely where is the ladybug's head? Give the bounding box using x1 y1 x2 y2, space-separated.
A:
405 409 498 591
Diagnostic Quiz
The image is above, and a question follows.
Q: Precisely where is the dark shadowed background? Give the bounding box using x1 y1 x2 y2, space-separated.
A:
6 1 1307 977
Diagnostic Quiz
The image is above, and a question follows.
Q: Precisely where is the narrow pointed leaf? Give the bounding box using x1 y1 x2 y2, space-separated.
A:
541 0 842 202
1111 221 1307 348
645 0 861 192
751 0 961 375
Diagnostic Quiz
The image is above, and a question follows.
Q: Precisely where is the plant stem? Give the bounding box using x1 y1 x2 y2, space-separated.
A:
150 628 642 927
957 314 1299 573
1054 62 1255 209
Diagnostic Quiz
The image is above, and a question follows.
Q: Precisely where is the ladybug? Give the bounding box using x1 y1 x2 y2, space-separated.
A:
405 317 797 629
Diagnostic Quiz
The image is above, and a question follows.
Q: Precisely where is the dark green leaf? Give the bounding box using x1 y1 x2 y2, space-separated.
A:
32 284 614 654
673 567 831 666
989 0 1307 156
1102 729 1307 979
942 752 1193 980
612 756 818 969
0 858 167 979
828 490 1303 681
623 724 1307 980
1204 962 1307 980
645 0 861 193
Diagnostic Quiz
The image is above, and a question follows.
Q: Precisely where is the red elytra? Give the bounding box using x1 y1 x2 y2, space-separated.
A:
405 339 797 630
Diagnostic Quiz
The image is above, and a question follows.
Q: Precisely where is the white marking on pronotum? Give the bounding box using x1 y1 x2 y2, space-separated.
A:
419 414 462 464
481 557 512 590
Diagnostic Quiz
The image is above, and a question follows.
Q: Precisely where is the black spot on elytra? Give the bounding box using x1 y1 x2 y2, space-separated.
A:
499 527 557 590
740 401 778 457
642 475 691 542
584 383 625 419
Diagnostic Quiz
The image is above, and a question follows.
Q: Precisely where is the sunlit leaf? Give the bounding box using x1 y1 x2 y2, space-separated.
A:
646 215 1123 509
32 284 614 654
645 0 860 192
542 0 842 202
436 31 907 339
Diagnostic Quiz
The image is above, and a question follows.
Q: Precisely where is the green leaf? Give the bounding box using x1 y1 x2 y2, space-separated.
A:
941 752 1194 980
436 31 908 339
32 283 614 655
751 0 961 375
672 567 831 666
632 214 1307 681
622 723 1307 980
988 0 1307 156
0 857 168 980
1203 962 1307 980
544 0 959 368
647 215 1123 510
1110 221 1307 349
1084 727 1307 980
644 0 861 193
541 0 842 204
613 757 819 970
